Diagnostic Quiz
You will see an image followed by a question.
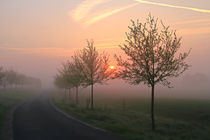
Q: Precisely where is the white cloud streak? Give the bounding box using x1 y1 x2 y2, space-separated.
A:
85 3 138 25
134 0 210 13
71 0 111 21
71 0 210 25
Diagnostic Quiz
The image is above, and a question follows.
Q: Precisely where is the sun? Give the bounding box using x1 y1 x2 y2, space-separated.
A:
109 65 116 70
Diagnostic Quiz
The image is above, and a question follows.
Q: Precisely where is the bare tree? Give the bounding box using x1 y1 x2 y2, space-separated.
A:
80 40 111 109
115 15 191 131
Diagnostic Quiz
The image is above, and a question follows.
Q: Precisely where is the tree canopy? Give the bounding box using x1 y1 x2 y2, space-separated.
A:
115 15 191 88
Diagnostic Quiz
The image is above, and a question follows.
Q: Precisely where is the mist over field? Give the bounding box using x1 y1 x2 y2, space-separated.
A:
1 44 210 99
68 76 210 100
0 42 210 99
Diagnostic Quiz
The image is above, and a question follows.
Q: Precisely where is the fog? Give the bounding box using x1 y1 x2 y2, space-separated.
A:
1 36 210 99
1 0 210 99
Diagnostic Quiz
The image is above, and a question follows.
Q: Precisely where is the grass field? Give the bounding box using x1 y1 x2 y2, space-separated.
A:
53 92 210 140
0 89 35 137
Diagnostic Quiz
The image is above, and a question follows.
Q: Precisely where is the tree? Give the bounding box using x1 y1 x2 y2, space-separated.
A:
67 53 84 105
55 52 84 104
54 73 69 98
0 67 41 89
5 70 17 88
54 74 66 89
80 40 112 109
115 15 191 131
58 63 74 100
0 67 5 88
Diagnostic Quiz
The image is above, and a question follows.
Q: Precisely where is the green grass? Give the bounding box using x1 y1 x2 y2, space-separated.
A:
0 89 35 136
53 93 210 140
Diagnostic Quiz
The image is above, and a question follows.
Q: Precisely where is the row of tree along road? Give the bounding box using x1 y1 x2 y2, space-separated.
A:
0 67 41 89
54 15 191 131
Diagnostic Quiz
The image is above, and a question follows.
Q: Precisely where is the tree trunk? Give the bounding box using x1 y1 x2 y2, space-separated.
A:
68 88 71 101
151 84 155 131
76 87 78 105
91 84 94 110
64 88 67 99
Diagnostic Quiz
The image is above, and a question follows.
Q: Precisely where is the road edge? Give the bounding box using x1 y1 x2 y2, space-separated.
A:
1 100 27 140
49 97 108 133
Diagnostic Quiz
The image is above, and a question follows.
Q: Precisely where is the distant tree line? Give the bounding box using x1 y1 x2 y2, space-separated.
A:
0 67 41 89
54 14 190 131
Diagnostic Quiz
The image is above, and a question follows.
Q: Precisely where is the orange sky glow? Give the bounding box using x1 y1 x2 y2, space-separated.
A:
0 0 210 87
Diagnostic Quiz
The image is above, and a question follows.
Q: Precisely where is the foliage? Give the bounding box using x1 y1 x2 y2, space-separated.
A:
54 52 85 104
115 14 191 130
55 40 113 108
0 67 4 86
79 40 111 87
68 53 85 88
54 73 69 89
115 14 190 87
79 40 113 109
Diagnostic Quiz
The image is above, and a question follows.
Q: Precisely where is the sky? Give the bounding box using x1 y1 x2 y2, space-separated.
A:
0 0 210 92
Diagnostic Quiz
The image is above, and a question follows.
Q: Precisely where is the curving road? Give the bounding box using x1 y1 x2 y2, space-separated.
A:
13 94 122 140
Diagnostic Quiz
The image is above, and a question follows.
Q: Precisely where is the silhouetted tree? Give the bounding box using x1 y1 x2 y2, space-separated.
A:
54 74 65 89
68 53 84 105
59 63 74 100
55 73 69 98
6 70 17 88
0 67 5 88
0 68 41 89
80 40 111 109
55 55 84 103
115 15 191 131
56 53 85 104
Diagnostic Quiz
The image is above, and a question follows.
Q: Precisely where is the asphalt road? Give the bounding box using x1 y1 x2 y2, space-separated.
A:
13 94 121 140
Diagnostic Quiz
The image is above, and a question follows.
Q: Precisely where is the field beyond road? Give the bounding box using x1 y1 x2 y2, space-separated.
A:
53 92 210 140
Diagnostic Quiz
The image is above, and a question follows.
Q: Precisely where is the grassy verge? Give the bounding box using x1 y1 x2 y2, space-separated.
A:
53 93 210 140
0 89 35 136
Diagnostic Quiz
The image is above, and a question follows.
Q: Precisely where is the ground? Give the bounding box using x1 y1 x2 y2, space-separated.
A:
53 92 210 140
1 90 210 140
12 93 121 140
0 89 34 138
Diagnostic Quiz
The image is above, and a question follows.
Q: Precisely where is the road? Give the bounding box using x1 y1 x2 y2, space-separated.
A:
13 94 121 140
